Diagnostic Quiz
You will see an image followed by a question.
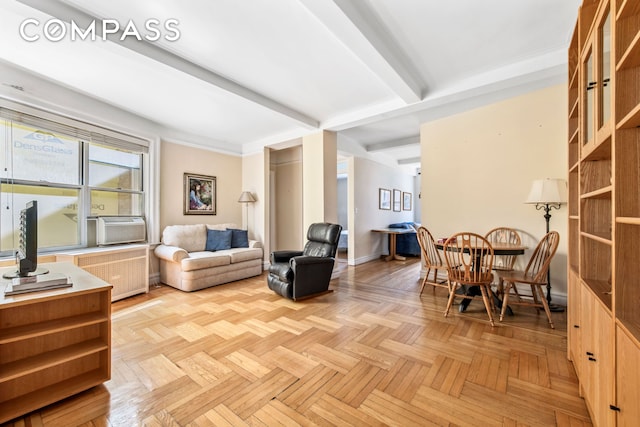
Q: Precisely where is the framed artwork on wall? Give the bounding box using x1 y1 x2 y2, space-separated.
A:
184 173 216 215
403 192 412 211
393 189 401 211
379 188 391 210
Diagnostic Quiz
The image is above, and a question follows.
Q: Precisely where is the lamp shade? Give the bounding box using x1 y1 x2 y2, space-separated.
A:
238 191 256 203
525 178 567 204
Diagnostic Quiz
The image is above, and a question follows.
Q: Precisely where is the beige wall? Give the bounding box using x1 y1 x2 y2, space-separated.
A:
159 140 243 231
302 131 338 230
421 84 568 301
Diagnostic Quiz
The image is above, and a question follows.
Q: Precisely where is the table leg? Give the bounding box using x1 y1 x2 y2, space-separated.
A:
385 234 406 261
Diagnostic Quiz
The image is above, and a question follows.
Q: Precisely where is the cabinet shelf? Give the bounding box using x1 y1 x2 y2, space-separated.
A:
616 24 640 71
615 222 640 342
617 0 640 20
0 339 108 383
583 277 612 309
0 312 108 344
0 263 111 424
0 369 108 424
617 102 640 129
581 185 612 199
617 216 640 224
569 161 579 174
581 231 612 245
582 134 612 161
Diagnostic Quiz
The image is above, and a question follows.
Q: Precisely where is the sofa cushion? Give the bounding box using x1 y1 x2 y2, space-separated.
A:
206 223 238 231
162 224 207 252
389 222 412 229
227 247 263 263
206 229 233 251
181 251 230 271
229 228 249 248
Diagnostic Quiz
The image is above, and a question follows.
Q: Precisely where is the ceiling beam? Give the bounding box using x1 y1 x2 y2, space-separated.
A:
398 156 421 165
299 0 423 104
365 135 419 152
16 0 320 129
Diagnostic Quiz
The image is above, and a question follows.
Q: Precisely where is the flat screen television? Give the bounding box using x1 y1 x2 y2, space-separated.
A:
3 200 49 279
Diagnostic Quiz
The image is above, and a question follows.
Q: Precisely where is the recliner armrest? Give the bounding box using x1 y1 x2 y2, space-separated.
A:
291 255 335 267
271 250 303 263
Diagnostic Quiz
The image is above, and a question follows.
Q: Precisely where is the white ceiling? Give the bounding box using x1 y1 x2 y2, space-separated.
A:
0 0 581 174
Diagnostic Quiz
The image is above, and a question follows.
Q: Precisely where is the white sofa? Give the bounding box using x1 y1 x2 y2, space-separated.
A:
154 223 263 292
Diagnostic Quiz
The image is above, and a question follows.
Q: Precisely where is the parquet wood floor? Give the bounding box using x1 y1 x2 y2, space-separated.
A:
4 257 592 427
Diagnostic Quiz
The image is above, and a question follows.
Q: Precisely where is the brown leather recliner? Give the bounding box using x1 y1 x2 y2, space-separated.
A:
267 222 342 300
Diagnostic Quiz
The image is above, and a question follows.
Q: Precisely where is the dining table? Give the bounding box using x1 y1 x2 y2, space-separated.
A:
434 240 527 311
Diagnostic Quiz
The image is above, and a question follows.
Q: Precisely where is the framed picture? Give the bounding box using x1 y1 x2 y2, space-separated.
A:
184 173 216 215
393 189 401 211
379 188 391 210
403 192 412 211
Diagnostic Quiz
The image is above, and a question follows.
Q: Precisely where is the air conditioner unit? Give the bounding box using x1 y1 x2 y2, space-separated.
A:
97 217 146 246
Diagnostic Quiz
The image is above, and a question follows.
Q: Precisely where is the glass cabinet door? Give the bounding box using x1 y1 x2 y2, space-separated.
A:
582 6 612 149
598 10 611 131
583 47 595 146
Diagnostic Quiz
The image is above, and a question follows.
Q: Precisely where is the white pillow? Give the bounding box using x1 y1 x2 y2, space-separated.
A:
162 224 207 252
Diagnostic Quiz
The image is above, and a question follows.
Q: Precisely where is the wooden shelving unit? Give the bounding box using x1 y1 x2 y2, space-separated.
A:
0 262 112 424
568 0 640 425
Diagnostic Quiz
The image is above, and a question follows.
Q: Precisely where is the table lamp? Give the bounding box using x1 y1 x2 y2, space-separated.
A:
525 178 567 311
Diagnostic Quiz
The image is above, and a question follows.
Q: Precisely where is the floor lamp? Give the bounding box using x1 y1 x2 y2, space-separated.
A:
525 178 567 312
238 191 256 231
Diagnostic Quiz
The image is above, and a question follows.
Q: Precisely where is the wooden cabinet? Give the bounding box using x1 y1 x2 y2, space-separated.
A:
568 0 640 425
56 244 149 302
580 288 614 427
0 262 112 424
567 271 582 377
616 325 640 426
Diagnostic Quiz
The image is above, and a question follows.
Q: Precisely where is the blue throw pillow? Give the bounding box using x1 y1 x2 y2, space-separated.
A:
229 228 249 248
205 229 232 251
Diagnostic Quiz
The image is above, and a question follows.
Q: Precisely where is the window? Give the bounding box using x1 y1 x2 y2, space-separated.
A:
88 143 144 216
0 107 149 256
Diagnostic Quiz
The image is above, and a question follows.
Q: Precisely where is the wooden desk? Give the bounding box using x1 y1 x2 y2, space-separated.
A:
0 262 112 424
372 228 415 261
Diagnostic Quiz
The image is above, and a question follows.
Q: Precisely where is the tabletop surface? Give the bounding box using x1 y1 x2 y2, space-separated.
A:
371 228 415 234
1 262 112 305
434 241 527 254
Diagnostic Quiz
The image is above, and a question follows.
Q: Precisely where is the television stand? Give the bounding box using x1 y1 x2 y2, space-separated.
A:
0 262 112 424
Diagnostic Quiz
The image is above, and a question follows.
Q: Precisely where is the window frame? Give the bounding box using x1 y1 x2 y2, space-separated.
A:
0 103 153 256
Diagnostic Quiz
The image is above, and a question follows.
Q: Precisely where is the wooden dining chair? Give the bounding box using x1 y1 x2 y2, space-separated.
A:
497 231 560 329
442 232 496 326
416 226 448 294
485 227 521 272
